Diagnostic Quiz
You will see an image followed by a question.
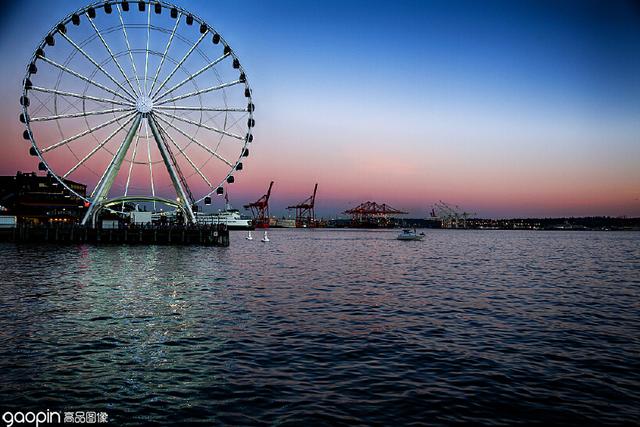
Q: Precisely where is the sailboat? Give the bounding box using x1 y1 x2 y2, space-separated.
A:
246 231 253 240
261 230 270 242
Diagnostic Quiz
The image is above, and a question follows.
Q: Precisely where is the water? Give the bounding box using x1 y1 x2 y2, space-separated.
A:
1 229 639 426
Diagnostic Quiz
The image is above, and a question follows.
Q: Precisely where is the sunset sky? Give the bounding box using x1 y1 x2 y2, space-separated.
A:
0 0 638 218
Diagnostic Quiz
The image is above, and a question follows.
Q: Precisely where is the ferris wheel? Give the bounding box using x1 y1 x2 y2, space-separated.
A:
19 0 254 225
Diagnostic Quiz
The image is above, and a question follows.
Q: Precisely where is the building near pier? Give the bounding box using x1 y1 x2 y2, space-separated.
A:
0 171 86 224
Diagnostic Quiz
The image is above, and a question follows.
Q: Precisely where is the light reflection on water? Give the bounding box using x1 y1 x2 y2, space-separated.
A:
1 229 639 425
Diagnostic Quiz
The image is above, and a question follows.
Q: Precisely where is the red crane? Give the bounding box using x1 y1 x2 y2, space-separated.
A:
244 181 274 228
343 201 408 227
287 183 318 228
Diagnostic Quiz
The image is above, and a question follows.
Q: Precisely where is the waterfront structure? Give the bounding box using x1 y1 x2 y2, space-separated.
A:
274 217 296 228
344 201 408 228
19 1 254 227
0 223 229 246
0 171 86 224
244 181 274 228
287 183 318 227
430 200 477 229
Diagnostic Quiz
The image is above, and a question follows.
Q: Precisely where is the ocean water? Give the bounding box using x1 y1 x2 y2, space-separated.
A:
1 229 639 426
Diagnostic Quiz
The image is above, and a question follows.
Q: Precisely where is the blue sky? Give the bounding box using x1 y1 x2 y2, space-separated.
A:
1 0 639 217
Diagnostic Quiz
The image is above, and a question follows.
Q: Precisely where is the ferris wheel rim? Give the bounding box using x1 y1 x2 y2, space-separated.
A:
20 0 254 210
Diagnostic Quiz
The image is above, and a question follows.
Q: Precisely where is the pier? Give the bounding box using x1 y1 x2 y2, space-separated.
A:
0 224 230 246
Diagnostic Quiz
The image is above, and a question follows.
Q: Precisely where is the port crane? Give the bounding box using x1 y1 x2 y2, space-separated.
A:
344 201 407 227
287 183 318 227
430 200 476 228
244 181 274 228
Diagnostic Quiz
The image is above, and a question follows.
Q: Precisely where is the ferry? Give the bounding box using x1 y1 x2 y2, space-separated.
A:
152 207 253 230
196 207 254 230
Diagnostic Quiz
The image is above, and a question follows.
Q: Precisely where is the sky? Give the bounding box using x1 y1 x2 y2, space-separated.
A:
0 0 639 218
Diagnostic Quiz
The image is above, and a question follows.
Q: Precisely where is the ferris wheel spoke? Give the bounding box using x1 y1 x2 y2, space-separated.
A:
39 93 83 120
143 3 151 94
37 55 135 104
30 86 134 107
143 120 156 202
116 3 143 95
41 111 136 153
154 114 234 168
155 105 248 113
59 32 137 101
29 93 57 117
148 11 182 95
154 79 244 106
83 114 143 221
86 14 140 97
152 52 229 102
150 32 207 99
147 115 196 221
37 90 85 118
154 119 213 187
205 109 246 136
30 107 135 122
155 110 245 141
123 132 142 198
63 114 138 178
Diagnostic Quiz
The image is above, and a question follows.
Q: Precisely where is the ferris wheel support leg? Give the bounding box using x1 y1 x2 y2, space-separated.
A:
81 114 143 226
147 115 197 225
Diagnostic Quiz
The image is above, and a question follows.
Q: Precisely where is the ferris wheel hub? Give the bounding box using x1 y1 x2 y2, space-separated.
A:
135 95 154 113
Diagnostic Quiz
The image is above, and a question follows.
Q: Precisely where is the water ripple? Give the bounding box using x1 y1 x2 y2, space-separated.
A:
1 230 639 425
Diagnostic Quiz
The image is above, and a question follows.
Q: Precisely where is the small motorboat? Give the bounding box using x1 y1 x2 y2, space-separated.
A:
397 229 424 241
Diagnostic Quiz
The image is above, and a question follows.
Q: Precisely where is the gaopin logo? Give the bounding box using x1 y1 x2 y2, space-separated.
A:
2 410 108 426
2 411 60 427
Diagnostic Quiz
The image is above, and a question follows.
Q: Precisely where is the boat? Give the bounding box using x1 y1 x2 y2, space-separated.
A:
273 218 296 228
197 209 254 230
261 230 270 242
196 201 254 230
397 229 424 241
246 231 253 240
